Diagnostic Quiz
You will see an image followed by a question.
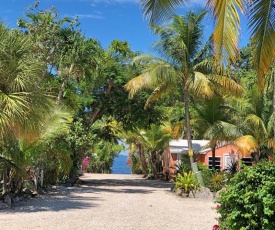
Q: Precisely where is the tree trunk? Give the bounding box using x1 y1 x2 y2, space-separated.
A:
56 76 69 104
40 170 44 188
211 147 216 171
33 167 39 192
150 152 158 179
56 64 75 104
2 164 7 195
138 144 148 176
253 150 260 165
183 88 194 170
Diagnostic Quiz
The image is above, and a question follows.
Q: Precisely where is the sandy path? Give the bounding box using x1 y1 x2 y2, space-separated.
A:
0 174 219 230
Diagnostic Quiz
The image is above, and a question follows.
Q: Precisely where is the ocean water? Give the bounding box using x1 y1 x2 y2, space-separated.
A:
111 154 131 174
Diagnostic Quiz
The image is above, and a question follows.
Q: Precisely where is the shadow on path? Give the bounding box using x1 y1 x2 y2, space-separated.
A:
80 177 172 189
0 174 172 214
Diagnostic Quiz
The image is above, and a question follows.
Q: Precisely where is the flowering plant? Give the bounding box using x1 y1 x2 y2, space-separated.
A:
212 224 219 230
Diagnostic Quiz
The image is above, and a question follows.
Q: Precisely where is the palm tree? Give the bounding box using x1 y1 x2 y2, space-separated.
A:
140 0 275 140
126 12 241 171
124 129 149 176
229 75 274 163
0 24 56 193
138 124 172 179
191 96 242 169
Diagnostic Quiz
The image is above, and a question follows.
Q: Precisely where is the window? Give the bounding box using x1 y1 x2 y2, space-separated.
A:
241 157 252 166
208 157 221 170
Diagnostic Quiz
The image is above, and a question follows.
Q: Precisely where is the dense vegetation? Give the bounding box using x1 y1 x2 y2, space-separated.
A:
1 6 275 227
217 161 275 230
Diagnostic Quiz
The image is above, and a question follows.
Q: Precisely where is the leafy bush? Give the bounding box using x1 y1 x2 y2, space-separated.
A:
201 169 226 192
209 171 226 192
174 171 201 194
217 161 275 230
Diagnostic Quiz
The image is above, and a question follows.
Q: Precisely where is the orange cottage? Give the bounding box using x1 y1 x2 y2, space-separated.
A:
164 139 252 175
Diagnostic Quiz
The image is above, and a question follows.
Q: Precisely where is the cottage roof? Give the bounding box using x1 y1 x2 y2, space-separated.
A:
169 139 210 154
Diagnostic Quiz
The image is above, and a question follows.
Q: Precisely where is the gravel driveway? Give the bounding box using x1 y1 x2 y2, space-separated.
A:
0 174 219 230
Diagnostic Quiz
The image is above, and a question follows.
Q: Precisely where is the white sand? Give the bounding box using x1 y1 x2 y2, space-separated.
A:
0 173 219 230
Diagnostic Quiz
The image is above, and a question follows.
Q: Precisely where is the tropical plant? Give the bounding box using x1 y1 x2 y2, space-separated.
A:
191 96 242 169
226 71 274 163
174 171 201 195
0 23 56 193
126 12 241 172
126 12 209 171
139 124 173 179
139 0 275 140
124 129 149 176
217 161 275 229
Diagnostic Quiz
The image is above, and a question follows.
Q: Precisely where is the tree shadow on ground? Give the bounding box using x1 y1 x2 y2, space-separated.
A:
80 178 172 189
0 177 172 214
0 187 101 213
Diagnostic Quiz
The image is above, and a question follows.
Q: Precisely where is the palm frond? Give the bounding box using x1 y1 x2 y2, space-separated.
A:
140 0 188 24
144 82 176 108
210 75 243 96
234 135 258 157
207 0 243 65
189 71 214 98
204 121 242 141
249 0 275 89
124 73 152 98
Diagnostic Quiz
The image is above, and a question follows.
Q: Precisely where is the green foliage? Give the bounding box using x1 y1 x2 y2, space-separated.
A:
88 141 123 173
217 161 275 230
174 171 201 194
129 152 143 174
201 169 226 192
174 155 192 173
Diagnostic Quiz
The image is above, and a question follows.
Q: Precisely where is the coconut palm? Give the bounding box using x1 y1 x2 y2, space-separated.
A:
125 12 241 171
140 0 275 140
138 124 172 179
191 96 242 169
124 129 149 176
229 75 274 163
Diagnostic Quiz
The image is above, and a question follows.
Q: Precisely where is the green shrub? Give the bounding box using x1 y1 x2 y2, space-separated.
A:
209 171 226 192
217 161 275 230
201 169 226 192
174 171 201 194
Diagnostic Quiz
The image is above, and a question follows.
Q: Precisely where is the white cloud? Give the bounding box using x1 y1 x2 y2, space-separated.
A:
77 14 104 19
72 10 104 20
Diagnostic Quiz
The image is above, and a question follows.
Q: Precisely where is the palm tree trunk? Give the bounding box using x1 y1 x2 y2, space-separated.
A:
211 147 216 171
2 164 7 195
183 88 194 170
138 144 148 176
150 151 158 179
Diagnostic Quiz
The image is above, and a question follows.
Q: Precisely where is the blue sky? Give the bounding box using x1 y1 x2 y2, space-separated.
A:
0 0 249 53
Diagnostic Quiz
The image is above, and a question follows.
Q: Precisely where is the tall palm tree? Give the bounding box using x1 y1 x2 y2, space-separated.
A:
126 12 209 170
126 12 241 171
140 0 275 139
